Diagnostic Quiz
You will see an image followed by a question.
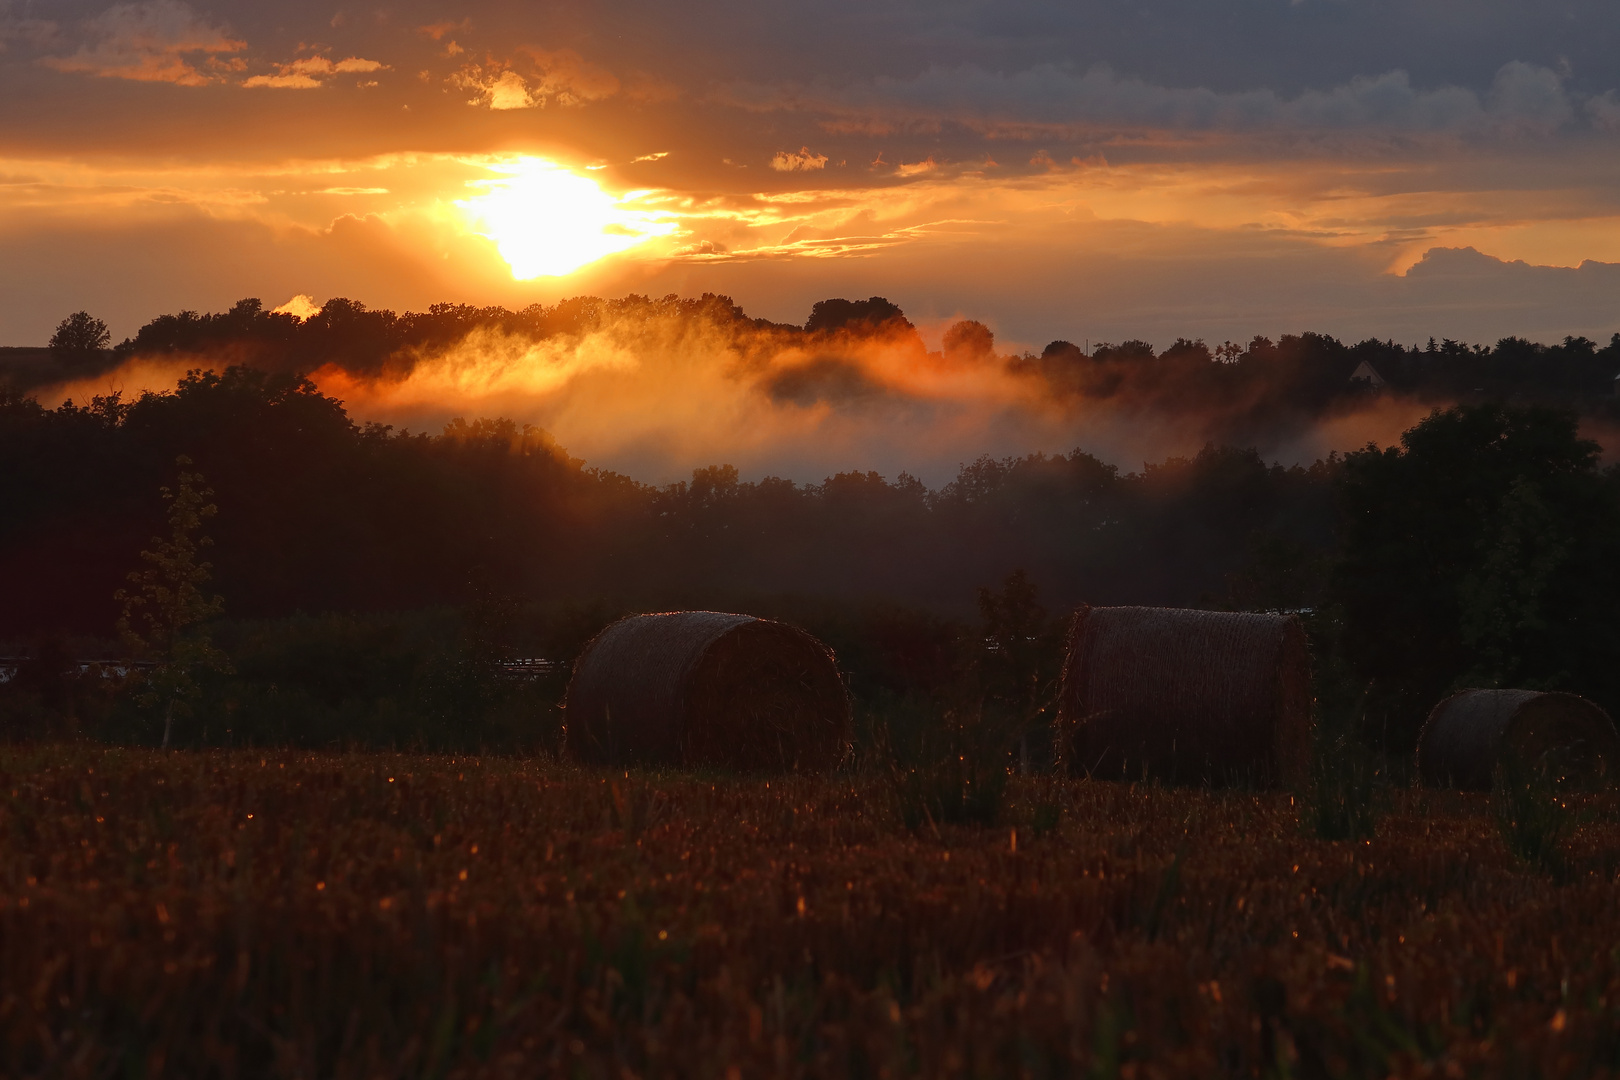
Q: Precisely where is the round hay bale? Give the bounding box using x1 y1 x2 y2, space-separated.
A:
1417 689 1619 790
1057 605 1311 788
564 611 851 772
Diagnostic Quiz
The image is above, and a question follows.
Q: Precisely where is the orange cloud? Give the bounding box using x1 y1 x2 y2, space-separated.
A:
519 47 619 103
451 47 619 110
895 157 938 177
271 294 320 320
771 147 829 172
453 68 537 109
244 55 386 89
417 20 471 42
41 0 243 86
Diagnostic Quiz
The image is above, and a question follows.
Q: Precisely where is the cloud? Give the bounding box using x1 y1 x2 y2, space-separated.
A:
243 55 386 89
759 60 1592 140
40 0 243 86
271 293 319 320
770 147 828 172
895 158 937 177
1585 90 1620 132
520 47 619 103
451 47 619 110
0 11 58 53
482 69 538 109
417 20 470 42
1485 61 1574 135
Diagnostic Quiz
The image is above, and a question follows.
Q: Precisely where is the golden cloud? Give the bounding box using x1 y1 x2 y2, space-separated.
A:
451 47 619 110
770 147 829 172
271 294 320 320
243 55 386 89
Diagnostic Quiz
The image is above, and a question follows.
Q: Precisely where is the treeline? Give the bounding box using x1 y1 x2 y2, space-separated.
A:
1024 332 1620 446
7 294 1620 428
0 365 1333 631
4 361 1620 761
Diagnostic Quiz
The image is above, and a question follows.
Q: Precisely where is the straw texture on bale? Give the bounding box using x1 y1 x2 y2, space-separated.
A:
1057 605 1312 788
564 611 851 772
1418 689 1620 790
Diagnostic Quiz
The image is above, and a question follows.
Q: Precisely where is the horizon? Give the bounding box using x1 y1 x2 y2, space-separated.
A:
9 288 1620 486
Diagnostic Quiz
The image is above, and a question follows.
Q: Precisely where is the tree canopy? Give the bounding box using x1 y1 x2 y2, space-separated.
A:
48 311 110 364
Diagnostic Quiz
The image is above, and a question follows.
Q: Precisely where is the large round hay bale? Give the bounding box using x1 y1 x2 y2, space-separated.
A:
1417 689 1619 790
1057 605 1311 787
564 611 851 771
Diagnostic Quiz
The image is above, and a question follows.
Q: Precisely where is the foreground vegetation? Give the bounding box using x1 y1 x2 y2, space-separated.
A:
3 747 1619 1077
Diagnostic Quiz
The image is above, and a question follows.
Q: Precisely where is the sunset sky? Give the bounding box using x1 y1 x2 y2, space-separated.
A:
5 0 1620 353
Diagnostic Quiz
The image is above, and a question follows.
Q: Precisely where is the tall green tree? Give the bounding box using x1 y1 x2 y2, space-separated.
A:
115 456 228 748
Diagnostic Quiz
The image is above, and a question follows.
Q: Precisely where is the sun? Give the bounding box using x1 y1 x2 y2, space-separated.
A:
457 157 674 279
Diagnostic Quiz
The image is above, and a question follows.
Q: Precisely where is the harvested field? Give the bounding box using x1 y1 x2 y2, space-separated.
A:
3 747 1620 1077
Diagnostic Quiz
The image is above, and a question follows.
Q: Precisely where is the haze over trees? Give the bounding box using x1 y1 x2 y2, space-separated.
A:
2 293 1619 754
9 295 1620 431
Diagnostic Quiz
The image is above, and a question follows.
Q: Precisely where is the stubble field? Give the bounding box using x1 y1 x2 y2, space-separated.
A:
2 747 1618 1078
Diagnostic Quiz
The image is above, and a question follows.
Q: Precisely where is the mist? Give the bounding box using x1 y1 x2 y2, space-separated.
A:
31 293 1474 484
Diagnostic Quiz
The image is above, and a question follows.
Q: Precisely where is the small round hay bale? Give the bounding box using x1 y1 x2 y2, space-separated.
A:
1417 689 1619 790
1057 605 1311 788
564 611 851 772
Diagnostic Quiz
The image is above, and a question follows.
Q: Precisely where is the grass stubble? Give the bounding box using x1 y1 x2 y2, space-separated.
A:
2 747 1619 1078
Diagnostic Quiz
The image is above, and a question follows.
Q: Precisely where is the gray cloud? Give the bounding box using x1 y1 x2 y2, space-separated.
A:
39 0 243 86
757 60 1590 140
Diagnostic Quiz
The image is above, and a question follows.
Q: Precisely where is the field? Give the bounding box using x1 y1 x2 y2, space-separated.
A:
3 748 1619 1078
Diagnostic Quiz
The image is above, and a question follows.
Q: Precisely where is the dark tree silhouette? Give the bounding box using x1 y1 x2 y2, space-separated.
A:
48 311 110 364
804 297 912 334
1333 403 1620 749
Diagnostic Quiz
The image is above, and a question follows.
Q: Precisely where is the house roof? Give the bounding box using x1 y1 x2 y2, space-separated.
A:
1349 360 1387 388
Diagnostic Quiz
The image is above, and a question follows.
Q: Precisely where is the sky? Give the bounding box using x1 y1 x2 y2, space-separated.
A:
6 0 1620 478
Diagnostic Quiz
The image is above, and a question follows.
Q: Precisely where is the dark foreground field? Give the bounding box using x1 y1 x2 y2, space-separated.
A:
2 749 1618 1078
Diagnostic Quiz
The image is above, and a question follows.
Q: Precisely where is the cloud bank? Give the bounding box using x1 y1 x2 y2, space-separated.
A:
40 0 242 86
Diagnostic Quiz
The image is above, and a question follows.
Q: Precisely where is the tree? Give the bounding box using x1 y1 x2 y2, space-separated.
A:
115 456 228 748
48 311 110 364
1332 403 1620 749
943 320 995 363
804 296 912 335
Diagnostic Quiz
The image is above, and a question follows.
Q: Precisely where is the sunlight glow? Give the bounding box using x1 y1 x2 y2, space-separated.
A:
456 157 675 278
